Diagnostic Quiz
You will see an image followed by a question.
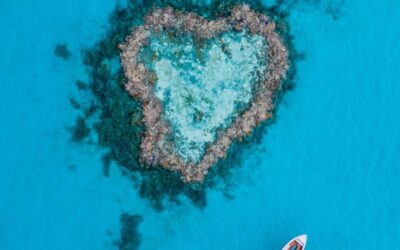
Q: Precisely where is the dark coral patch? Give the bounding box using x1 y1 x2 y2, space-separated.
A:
115 213 143 250
54 43 71 60
70 116 90 143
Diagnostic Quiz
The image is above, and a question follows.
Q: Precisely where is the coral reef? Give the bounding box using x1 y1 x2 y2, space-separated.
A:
70 0 299 210
54 43 71 60
120 5 289 182
70 116 90 142
115 213 143 250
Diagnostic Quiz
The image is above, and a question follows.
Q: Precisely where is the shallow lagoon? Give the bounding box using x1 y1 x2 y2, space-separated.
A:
143 31 268 162
1 0 400 249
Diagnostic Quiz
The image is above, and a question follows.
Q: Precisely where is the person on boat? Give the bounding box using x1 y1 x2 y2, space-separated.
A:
288 240 303 250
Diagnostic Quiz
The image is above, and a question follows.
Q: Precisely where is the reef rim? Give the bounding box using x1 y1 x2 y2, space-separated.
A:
120 5 288 182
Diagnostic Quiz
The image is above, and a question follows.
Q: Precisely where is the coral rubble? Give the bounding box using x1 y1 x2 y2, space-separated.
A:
120 5 289 182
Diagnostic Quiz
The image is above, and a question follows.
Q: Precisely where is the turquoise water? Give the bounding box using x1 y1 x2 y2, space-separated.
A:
1 0 399 250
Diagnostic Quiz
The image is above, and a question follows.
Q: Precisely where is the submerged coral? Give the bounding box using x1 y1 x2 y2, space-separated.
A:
70 116 90 142
115 213 143 250
54 43 71 60
70 0 298 210
120 5 288 181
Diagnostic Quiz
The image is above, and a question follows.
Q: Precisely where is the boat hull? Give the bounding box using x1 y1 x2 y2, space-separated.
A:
282 234 307 250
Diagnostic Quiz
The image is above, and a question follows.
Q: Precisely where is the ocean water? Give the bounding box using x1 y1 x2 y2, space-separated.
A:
0 1 399 250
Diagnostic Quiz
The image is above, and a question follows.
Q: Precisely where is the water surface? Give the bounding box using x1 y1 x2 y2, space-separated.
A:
0 0 399 249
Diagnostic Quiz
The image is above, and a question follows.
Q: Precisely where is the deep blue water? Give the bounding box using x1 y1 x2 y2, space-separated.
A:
1 0 399 249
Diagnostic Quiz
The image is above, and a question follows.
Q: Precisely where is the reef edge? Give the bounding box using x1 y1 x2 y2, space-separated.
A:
120 5 289 182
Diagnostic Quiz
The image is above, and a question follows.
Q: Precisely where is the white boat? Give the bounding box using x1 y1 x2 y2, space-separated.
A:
282 234 307 250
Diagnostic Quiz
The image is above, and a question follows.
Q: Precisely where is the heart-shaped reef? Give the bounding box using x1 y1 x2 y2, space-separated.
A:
120 5 288 182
